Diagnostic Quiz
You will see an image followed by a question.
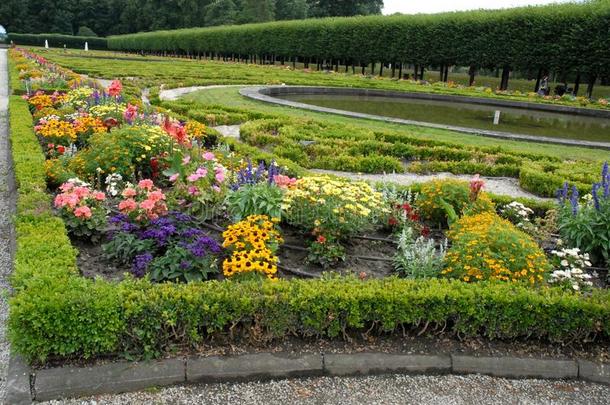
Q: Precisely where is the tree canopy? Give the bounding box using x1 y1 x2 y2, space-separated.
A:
0 0 382 36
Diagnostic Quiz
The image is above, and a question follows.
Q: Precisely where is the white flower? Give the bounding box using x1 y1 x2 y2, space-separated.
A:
560 260 569 267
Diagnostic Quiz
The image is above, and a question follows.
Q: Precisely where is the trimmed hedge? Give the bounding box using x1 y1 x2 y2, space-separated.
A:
8 33 107 50
7 96 610 365
109 2 610 80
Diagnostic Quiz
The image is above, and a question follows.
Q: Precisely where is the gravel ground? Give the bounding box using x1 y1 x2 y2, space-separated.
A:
0 48 16 403
41 373 610 405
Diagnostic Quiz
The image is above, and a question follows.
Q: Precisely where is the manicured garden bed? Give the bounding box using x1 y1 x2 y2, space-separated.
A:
7 48 610 369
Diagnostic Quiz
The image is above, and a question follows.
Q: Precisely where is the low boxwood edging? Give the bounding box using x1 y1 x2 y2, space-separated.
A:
7 96 610 365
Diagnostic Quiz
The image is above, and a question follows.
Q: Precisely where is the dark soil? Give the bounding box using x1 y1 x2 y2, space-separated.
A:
73 239 131 281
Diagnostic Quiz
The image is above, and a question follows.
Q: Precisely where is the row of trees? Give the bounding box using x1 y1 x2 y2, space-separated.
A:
108 2 610 97
0 0 382 37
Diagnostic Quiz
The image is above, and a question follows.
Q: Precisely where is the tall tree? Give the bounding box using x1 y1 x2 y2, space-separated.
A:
275 0 308 20
239 0 276 24
306 0 383 17
204 0 238 26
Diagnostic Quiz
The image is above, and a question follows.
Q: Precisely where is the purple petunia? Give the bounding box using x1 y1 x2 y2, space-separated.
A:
132 253 153 278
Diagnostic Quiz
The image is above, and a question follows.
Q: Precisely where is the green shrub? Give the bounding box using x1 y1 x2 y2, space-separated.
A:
417 179 495 226
444 213 551 284
8 33 107 49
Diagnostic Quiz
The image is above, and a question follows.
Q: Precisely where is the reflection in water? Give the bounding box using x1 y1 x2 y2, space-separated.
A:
278 94 610 142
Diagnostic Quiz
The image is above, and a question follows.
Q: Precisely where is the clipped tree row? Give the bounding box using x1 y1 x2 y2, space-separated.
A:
108 2 610 95
8 33 108 50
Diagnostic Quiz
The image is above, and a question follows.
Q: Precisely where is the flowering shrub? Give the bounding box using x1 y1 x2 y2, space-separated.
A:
283 176 386 240
417 179 495 226
104 212 222 282
443 212 550 284
165 150 228 219
557 162 610 266
35 118 77 144
53 179 107 240
548 247 593 292
73 114 107 144
222 215 282 280
117 179 168 223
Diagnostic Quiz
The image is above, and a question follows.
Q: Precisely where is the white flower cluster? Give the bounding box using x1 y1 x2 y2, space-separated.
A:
549 247 593 291
501 201 534 225
104 173 124 197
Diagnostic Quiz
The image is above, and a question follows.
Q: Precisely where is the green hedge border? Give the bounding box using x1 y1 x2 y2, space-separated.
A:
8 33 107 50
6 97 610 365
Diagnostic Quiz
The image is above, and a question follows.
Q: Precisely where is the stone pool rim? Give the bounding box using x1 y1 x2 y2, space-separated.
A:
239 86 610 150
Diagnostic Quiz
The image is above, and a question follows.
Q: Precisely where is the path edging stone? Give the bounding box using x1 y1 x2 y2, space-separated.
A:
7 351 610 403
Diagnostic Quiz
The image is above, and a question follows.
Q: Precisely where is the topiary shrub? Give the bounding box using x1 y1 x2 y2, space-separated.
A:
443 212 551 284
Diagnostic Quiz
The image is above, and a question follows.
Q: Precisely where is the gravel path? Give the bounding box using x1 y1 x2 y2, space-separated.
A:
40 373 610 405
0 48 16 403
311 169 550 201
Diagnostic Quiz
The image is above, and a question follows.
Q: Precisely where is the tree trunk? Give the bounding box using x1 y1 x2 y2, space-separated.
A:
414 64 419 81
439 65 444 81
468 65 476 86
420 66 425 81
573 71 581 96
443 65 449 82
391 63 396 78
379 63 384 77
500 66 510 90
398 63 403 79
534 68 543 92
362 64 366 75
372 63 376 75
586 74 597 99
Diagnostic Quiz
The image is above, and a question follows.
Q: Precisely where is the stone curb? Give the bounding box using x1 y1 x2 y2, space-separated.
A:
6 352 610 403
240 86 610 150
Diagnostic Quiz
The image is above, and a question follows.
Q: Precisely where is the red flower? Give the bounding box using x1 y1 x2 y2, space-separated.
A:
409 213 420 222
107 80 123 97
162 117 189 145
421 226 431 238
317 235 327 244
56 145 65 154
388 216 398 226
401 203 413 213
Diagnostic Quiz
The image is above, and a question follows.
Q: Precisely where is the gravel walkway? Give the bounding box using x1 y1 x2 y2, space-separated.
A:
41 373 610 405
0 48 16 403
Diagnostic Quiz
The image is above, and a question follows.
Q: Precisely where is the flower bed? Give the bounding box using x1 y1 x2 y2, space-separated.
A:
7 49 610 366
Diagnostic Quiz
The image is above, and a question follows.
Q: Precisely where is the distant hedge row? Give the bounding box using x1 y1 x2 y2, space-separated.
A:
8 33 108 50
108 2 610 80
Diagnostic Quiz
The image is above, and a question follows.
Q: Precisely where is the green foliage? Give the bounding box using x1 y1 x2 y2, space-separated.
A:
76 26 98 37
306 237 346 268
417 179 495 226
108 2 610 80
226 183 284 221
394 227 446 279
8 33 107 49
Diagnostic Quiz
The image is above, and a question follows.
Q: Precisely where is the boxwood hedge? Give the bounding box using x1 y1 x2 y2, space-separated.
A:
7 96 610 365
8 33 107 50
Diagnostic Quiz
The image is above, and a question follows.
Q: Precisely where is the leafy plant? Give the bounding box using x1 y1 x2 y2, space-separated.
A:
306 235 346 268
394 227 446 279
226 182 284 221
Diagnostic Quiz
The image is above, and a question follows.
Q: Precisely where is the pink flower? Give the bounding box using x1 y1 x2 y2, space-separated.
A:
147 190 165 202
59 182 75 192
74 206 92 219
94 192 106 201
139 199 155 211
212 185 221 193
469 174 485 201
138 179 154 190
169 173 179 182
72 186 90 199
273 174 297 189
54 194 66 208
119 198 137 213
107 80 122 97
123 103 138 123
202 152 215 161
187 173 201 182
122 188 137 198
188 186 199 196
182 155 191 165
215 167 225 183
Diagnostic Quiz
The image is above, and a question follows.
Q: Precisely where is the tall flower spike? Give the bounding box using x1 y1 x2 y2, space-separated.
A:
592 183 601 211
570 185 579 216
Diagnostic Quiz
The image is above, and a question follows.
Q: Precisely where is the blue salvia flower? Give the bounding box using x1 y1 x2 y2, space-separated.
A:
557 181 569 205
602 162 609 197
592 183 601 211
570 185 579 216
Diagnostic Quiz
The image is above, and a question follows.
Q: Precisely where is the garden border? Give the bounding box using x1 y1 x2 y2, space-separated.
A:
240 86 610 150
5 351 610 403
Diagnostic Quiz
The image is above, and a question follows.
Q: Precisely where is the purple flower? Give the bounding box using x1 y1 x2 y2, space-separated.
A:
592 183 601 211
180 260 191 270
186 235 222 257
132 253 153 278
570 186 579 216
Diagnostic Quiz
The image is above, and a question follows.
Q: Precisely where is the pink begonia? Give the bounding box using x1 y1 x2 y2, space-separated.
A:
187 167 208 182
122 188 137 198
212 185 221 193
188 186 199 196
94 192 106 201
59 182 75 192
202 152 215 161
74 206 92 219
169 173 180 182
147 190 165 202
138 179 154 190
119 198 137 212
139 199 156 211
182 155 191 165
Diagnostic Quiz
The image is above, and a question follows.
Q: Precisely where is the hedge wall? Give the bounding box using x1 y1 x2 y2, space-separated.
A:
108 2 610 80
8 33 108 50
7 96 610 365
